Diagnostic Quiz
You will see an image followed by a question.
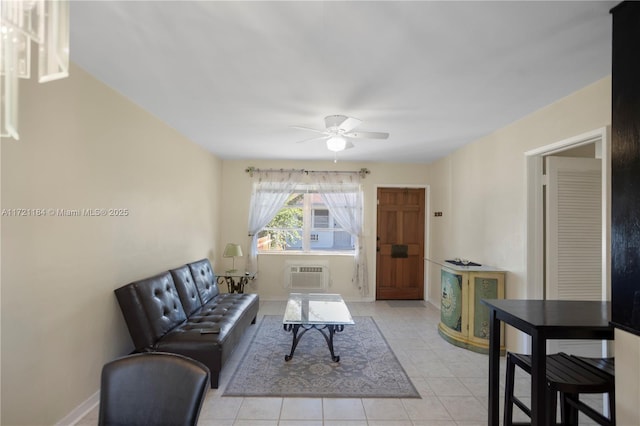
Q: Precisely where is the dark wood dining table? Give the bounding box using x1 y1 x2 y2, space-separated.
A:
482 299 614 426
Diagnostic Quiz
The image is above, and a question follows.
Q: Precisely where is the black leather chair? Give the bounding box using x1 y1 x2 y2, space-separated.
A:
98 352 210 426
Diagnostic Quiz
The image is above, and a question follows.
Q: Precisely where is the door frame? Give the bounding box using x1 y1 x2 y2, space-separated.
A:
373 184 430 301
525 127 610 302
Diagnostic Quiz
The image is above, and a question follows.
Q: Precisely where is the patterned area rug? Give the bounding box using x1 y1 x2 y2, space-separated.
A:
223 315 420 398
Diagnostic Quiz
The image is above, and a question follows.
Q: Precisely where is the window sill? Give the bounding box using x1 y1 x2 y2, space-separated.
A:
258 251 355 257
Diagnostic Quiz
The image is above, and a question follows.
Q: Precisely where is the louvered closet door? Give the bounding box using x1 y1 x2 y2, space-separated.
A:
546 156 603 356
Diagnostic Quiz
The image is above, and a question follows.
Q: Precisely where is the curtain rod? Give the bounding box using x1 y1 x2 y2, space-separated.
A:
245 167 370 178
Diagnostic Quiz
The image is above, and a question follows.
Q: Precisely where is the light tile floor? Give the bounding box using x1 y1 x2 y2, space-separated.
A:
77 300 606 425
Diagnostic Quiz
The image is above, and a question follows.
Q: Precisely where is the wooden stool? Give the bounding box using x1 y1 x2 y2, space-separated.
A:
504 352 615 426
562 355 615 426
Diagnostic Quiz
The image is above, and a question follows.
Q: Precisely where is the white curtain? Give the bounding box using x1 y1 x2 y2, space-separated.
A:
310 172 368 297
246 170 302 274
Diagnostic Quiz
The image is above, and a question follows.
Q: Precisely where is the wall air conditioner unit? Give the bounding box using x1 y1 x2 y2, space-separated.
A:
285 261 329 292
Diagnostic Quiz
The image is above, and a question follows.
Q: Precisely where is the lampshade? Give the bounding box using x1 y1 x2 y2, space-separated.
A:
223 243 243 258
326 136 347 152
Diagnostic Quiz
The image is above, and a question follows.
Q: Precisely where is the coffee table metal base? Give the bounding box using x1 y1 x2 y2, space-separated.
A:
283 323 345 362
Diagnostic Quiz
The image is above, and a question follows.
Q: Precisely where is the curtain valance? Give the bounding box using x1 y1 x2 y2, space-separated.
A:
245 167 370 179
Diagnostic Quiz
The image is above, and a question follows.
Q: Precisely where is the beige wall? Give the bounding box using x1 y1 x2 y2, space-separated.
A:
1 64 222 425
615 329 640 423
219 160 430 301
427 76 612 348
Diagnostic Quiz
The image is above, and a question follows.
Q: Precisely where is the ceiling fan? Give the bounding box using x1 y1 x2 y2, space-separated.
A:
292 115 389 153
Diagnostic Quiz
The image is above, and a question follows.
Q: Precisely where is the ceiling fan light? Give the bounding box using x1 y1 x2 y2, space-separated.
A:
326 136 347 152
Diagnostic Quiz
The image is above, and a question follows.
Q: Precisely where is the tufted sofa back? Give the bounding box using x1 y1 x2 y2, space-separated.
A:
170 265 203 316
115 272 187 350
188 259 219 304
115 259 221 351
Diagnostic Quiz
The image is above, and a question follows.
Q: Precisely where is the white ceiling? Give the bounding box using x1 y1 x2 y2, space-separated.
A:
69 1 614 164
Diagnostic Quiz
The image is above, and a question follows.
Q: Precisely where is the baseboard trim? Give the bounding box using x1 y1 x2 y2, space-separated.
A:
56 390 99 426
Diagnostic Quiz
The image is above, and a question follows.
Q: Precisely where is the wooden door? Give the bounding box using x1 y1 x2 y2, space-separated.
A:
376 187 425 299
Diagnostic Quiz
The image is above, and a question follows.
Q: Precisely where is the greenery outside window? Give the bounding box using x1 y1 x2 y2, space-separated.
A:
257 191 355 253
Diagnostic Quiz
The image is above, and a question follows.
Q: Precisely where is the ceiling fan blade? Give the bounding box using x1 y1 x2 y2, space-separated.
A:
324 115 346 129
324 115 362 133
290 126 329 135
344 140 355 150
344 131 389 139
296 135 330 144
337 117 362 133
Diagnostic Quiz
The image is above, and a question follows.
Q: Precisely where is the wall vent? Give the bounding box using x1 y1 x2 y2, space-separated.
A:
285 262 329 292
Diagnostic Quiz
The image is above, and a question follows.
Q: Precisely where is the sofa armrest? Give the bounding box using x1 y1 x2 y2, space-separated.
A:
115 284 156 350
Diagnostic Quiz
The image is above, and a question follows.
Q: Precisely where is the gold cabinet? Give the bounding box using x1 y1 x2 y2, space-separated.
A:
438 263 506 354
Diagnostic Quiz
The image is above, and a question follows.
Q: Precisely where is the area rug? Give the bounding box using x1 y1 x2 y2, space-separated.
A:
223 315 420 398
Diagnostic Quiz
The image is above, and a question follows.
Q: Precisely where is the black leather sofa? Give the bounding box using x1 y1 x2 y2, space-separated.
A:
114 258 259 388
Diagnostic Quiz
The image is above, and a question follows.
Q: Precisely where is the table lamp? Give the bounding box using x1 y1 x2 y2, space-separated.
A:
223 243 243 273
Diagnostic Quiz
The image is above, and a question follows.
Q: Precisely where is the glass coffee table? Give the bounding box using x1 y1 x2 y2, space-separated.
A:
283 293 354 362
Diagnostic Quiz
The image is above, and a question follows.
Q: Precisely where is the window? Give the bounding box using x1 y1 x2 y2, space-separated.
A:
258 192 355 253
